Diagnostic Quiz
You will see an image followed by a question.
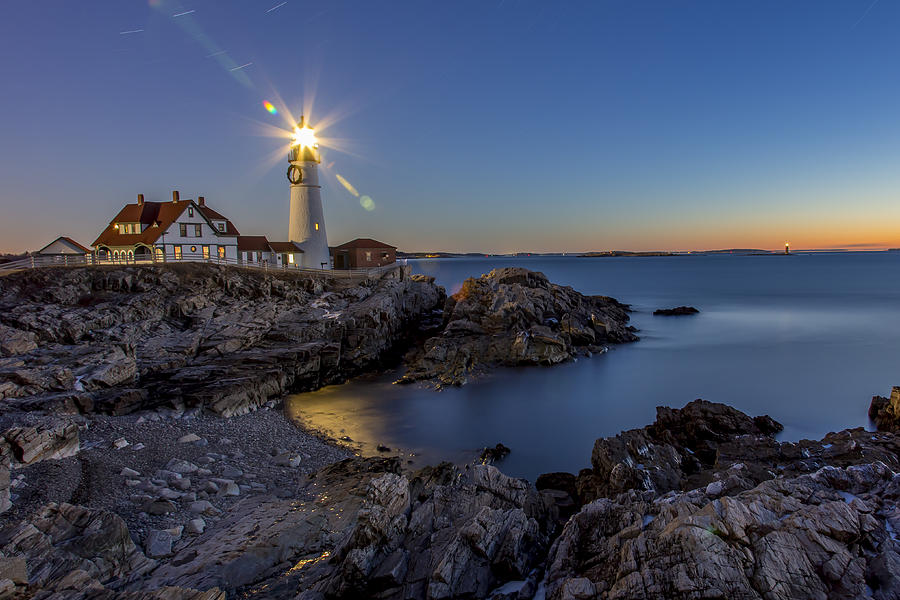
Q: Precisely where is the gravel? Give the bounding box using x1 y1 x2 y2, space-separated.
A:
0 402 351 545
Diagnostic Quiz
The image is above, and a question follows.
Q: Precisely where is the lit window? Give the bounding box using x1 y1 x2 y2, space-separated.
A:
155 247 163 259
218 246 225 259
288 254 294 264
315 223 319 231
365 251 372 261
174 246 182 259
190 246 197 253
202 245 209 259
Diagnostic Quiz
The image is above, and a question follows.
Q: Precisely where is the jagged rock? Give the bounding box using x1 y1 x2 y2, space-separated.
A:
0 263 444 416
0 502 155 586
652 306 699 316
0 323 37 357
870 386 900 432
543 462 900 600
0 503 225 599
398 268 636 387
551 398 900 517
139 457 556 599
2 419 79 465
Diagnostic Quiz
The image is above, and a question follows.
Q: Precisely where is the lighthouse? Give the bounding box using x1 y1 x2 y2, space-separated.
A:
287 117 330 269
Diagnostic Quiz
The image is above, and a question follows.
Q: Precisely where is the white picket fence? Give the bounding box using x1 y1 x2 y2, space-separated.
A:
0 253 398 280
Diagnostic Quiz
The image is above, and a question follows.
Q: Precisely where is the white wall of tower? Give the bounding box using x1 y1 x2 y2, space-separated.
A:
288 159 331 268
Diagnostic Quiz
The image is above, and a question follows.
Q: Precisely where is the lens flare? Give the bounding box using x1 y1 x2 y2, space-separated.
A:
263 101 278 115
335 174 359 197
360 196 375 211
291 125 317 147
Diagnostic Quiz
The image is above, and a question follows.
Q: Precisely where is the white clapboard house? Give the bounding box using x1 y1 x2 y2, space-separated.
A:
92 192 240 262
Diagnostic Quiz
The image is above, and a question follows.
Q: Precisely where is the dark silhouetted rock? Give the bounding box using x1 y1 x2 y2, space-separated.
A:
479 443 511 463
653 306 699 316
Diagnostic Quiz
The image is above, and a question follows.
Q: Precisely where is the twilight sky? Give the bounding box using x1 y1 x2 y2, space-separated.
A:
2 0 900 253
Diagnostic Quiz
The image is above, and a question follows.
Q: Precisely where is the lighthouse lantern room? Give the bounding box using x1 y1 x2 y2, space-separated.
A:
287 117 330 269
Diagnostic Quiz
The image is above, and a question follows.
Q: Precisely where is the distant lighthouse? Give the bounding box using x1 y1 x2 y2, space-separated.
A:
287 117 330 268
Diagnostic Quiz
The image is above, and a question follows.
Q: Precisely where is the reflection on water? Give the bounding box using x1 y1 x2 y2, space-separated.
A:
288 253 900 480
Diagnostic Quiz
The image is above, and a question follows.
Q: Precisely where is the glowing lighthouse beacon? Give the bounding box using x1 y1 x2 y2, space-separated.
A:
287 117 330 268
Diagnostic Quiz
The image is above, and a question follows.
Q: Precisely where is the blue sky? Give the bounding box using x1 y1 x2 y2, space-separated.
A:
2 0 900 253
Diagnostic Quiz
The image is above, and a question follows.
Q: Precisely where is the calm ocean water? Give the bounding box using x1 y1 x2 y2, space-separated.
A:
287 252 900 480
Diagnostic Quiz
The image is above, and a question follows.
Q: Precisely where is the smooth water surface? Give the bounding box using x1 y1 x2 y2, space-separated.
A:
288 253 900 480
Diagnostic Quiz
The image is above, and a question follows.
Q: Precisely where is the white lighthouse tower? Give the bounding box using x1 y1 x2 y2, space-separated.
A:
287 117 330 269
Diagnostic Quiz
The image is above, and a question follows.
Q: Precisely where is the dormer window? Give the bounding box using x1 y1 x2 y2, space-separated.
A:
217 222 225 232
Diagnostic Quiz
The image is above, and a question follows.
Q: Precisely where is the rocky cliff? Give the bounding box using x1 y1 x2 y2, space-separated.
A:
398 268 637 387
0 264 444 417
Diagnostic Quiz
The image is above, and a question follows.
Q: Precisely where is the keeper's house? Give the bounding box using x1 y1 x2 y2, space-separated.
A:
330 238 396 269
92 191 240 262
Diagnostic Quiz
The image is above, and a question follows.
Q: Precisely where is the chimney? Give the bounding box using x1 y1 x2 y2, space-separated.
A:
137 193 144 205
198 196 206 206
172 190 180 203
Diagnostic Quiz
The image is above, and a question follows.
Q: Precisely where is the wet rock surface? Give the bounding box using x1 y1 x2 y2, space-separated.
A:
0 264 444 417
398 268 637 387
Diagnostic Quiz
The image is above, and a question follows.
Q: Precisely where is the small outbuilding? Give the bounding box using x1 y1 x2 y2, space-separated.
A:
38 237 92 262
330 238 396 269
237 236 307 268
269 241 306 268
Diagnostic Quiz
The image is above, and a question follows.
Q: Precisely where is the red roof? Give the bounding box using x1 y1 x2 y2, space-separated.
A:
332 238 397 250
197 206 240 234
237 235 272 252
269 241 304 253
93 199 240 247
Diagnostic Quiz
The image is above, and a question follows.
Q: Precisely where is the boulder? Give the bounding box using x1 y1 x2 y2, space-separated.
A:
1 419 79 466
145 529 174 558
